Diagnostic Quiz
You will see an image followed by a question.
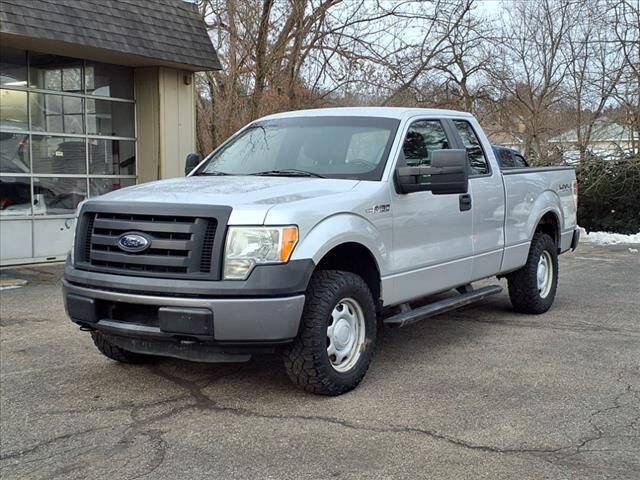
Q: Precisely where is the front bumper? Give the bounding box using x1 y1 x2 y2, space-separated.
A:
63 280 306 344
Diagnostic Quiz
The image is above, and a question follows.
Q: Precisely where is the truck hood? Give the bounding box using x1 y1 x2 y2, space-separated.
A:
94 175 360 224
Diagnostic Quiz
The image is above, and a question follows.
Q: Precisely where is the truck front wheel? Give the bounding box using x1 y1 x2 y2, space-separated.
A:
91 331 155 364
507 232 559 314
283 270 377 395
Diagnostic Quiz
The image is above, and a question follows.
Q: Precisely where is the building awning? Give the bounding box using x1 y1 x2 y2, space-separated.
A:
0 0 221 71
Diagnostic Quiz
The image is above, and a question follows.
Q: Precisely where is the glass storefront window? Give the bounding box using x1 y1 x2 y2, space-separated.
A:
32 135 87 174
29 53 83 93
0 47 27 88
85 61 134 99
33 177 87 215
0 176 31 216
31 93 84 134
89 139 135 175
0 131 30 173
1 48 135 226
0 89 28 131
87 99 135 137
90 177 136 197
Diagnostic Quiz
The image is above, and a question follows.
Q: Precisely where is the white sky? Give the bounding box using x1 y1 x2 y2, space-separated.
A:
474 0 504 18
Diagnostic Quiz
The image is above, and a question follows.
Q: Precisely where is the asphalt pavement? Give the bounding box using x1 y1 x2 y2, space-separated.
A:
1 243 638 479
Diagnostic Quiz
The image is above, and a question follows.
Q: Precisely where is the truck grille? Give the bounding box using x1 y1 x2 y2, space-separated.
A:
74 203 231 280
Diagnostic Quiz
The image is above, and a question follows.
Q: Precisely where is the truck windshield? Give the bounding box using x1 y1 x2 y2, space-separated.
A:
194 116 400 180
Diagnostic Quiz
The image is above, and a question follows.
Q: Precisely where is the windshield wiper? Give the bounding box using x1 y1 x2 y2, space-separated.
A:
193 171 229 176
250 169 326 178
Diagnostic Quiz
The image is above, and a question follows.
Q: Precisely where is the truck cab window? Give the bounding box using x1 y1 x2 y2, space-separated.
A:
452 120 489 175
401 120 449 167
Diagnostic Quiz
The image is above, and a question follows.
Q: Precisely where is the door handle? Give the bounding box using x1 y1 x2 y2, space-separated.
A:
459 194 472 211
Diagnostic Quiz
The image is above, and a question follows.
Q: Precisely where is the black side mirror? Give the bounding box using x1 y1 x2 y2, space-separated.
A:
185 153 201 176
396 149 468 195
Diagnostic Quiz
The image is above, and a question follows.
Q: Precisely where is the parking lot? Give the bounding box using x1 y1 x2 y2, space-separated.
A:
1 243 638 479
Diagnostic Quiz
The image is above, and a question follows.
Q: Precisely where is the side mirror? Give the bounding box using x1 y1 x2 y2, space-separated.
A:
395 149 469 195
185 153 201 176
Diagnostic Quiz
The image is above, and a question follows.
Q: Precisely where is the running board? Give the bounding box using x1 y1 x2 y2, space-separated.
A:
383 285 503 328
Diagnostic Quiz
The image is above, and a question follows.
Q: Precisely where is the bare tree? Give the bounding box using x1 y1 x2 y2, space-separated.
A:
487 0 580 162
430 3 491 114
380 0 476 106
193 0 635 164
610 0 640 154
563 0 627 161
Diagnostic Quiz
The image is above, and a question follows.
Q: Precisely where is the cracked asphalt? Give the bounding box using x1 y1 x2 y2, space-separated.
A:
1 243 639 479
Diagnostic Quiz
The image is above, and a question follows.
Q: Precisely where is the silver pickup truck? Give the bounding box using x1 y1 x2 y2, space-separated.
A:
63 107 579 395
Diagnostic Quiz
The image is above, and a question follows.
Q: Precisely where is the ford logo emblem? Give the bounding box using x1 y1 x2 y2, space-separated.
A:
117 232 151 253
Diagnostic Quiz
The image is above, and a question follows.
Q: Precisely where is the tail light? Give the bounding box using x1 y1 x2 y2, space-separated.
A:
572 179 578 209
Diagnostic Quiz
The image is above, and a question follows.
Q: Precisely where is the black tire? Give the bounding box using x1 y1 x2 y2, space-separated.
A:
283 270 377 396
507 232 559 314
90 331 155 364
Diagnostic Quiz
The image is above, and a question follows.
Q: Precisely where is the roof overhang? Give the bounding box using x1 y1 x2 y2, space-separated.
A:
1 32 214 72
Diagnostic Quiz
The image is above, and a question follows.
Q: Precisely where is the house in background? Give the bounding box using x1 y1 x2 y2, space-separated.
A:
548 118 639 163
488 118 638 164
0 0 221 266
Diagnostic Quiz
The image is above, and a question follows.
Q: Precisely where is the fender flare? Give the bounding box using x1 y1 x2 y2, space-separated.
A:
526 190 563 242
291 213 390 275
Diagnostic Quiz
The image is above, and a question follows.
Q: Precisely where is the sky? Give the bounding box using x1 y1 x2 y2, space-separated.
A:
474 0 505 18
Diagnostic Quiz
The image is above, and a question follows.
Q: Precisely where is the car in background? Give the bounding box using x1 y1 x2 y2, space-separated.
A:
492 144 528 168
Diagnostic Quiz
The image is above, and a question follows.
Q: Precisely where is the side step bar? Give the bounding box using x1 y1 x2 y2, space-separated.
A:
383 285 503 328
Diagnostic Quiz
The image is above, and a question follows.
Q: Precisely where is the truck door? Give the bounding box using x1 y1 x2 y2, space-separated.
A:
388 118 474 304
447 119 505 281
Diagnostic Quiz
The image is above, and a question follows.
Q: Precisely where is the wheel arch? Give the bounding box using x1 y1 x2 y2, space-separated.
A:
535 210 561 248
314 242 382 308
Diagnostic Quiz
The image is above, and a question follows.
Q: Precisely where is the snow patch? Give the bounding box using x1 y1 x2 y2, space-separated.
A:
579 227 640 245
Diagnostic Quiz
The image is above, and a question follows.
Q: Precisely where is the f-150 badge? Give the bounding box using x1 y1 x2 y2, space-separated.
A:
366 204 390 214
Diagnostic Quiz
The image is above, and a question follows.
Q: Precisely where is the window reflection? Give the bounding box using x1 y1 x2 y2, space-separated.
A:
29 53 83 93
0 176 31 216
402 120 449 167
1 50 136 222
0 89 28 130
32 135 86 174
85 61 134 99
33 177 87 215
87 99 135 137
31 93 84 134
0 46 27 87
0 131 30 173
89 139 135 175
90 178 135 197
452 120 489 175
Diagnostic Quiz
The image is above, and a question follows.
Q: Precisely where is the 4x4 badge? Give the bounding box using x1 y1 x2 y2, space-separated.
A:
365 204 390 214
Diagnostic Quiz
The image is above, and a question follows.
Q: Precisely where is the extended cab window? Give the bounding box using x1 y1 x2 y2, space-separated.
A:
401 120 449 167
452 120 489 175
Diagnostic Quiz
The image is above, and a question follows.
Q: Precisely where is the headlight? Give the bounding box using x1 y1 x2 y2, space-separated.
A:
223 226 298 280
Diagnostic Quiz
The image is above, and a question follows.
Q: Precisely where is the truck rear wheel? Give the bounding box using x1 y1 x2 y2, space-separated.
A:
507 232 558 314
283 270 377 395
91 331 155 364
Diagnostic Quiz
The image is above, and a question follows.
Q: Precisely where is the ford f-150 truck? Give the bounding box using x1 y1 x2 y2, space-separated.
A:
63 107 579 395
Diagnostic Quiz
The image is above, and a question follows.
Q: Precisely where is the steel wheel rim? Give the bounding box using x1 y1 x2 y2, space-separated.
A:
326 297 366 373
537 250 553 299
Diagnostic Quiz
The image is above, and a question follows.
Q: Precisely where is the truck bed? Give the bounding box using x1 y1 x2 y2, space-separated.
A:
500 166 577 273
